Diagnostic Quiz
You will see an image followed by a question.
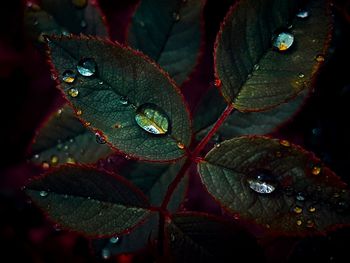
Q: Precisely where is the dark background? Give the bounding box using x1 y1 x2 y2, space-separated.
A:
1 0 350 262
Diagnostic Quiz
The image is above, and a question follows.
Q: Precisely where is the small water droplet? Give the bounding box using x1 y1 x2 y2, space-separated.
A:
33 19 38 26
62 30 70 36
50 155 59 165
253 64 260 71
298 72 305 78
171 233 176 242
39 191 48 197
50 73 58 80
177 142 185 149
95 132 106 144
66 157 76 164
68 88 79 98
135 104 169 135
72 0 87 9
101 248 110 260
279 139 291 147
173 12 180 22
214 78 222 87
69 138 74 143
64 145 69 151
99 81 104 85
247 170 277 194
296 10 309 19
214 143 221 148
308 206 316 213
80 19 87 28
42 161 50 169
109 236 119 244
77 58 96 77
296 192 306 201
293 206 303 214
34 154 40 159
119 96 129 105
312 164 321 175
62 70 76 84
57 143 63 150
306 220 315 228
85 122 91 126
272 32 294 51
76 110 82 116
113 123 122 129
315 54 325 62
296 219 303 226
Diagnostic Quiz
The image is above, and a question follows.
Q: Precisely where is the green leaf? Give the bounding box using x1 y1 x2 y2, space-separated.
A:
47 36 191 161
198 136 350 234
215 0 330 111
25 0 107 43
26 165 153 237
194 87 308 140
165 212 263 263
128 0 204 85
30 105 112 167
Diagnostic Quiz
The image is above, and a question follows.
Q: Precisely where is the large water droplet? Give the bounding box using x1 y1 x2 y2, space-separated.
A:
62 70 76 84
272 32 294 51
296 10 309 19
39 191 48 197
135 104 169 135
247 170 277 194
68 88 79 98
77 58 96 77
95 132 106 144
72 0 87 9
109 236 119 244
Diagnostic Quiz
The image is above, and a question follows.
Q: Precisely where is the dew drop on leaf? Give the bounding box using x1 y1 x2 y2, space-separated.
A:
312 164 321 175
72 0 87 9
298 72 305 78
42 161 50 169
177 142 185 149
272 32 294 51
315 54 325 62
39 191 48 197
296 10 309 19
76 109 82 116
308 206 316 213
80 19 87 28
77 58 96 77
66 157 76 164
172 12 180 22
296 219 303 226
293 206 303 214
247 170 277 194
119 96 129 105
95 132 106 144
279 139 291 147
306 220 315 228
62 70 76 84
101 248 110 260
135 104 169 135
296 192 306 201
68 88 79 98
50 155 59 165
109 236 119 244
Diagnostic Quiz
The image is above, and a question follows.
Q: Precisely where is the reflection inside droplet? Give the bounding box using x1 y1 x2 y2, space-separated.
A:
135 104 170 135
62 70 76 84
272 32 294 51
77 58 96 77
247 170 277 194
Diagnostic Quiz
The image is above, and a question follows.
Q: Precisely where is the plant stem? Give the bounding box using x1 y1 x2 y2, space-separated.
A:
161 103 234 210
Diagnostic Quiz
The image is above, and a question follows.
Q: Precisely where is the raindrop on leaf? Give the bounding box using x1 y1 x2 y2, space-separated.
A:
68 88 79 98
39 191 48 197
272 32 294 51
95 132 106 144
109 236 119 244
101 248 110 260
247 170 277 194
135 104 170 135
77 58 96 77
50 155 59 165
62 70 76 83
296 10 309 19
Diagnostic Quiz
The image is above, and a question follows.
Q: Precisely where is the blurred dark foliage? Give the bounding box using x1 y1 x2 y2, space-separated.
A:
1 0 350 262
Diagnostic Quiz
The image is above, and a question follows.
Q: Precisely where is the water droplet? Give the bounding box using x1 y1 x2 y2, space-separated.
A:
296 219 303 226
76 109 82 116
119 96 129 105
68 88 79 98
109 236 119 244
173 12 180 22
247 170 277 194
306 220 315 228
80 19 87 28
34 154 40 159
177 142 185 149
214 78 222 87
296 192 306 201
72 0 87 9
33 19 38 26
214 143 221 148
42 162 50 169
62 70 76 84
69 138 74 143
66 157 76 164
39 191 48 197
77 58 96 77
63 145 69 151
171 233 176 242
101 248 110 260
135 104 169 135
312 164 321 175
296 10 309 19
308 206 316 213
272 32 294 51
298 72 305 78
293 206 303 214
315 54 325 62
253 64 260 71
113 123 122 129
95 132 106 144
85 122 91 126
50 155 59 165
99 81 104 85
62 30 70 36
279 139 291 147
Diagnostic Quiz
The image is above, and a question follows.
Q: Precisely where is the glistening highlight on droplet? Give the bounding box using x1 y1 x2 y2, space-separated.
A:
135 103 170 135
272 32 294 51
77 58 96 77
247 170 277 194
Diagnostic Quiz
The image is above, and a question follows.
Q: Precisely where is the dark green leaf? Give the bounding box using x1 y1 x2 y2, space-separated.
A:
30 105 112 167
194 87 308 140
165 212 263 263
25 0 107 43
47 36 191 161
128 0 204 85
215 0 330 111
198 136 350 234
26 165 153 236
